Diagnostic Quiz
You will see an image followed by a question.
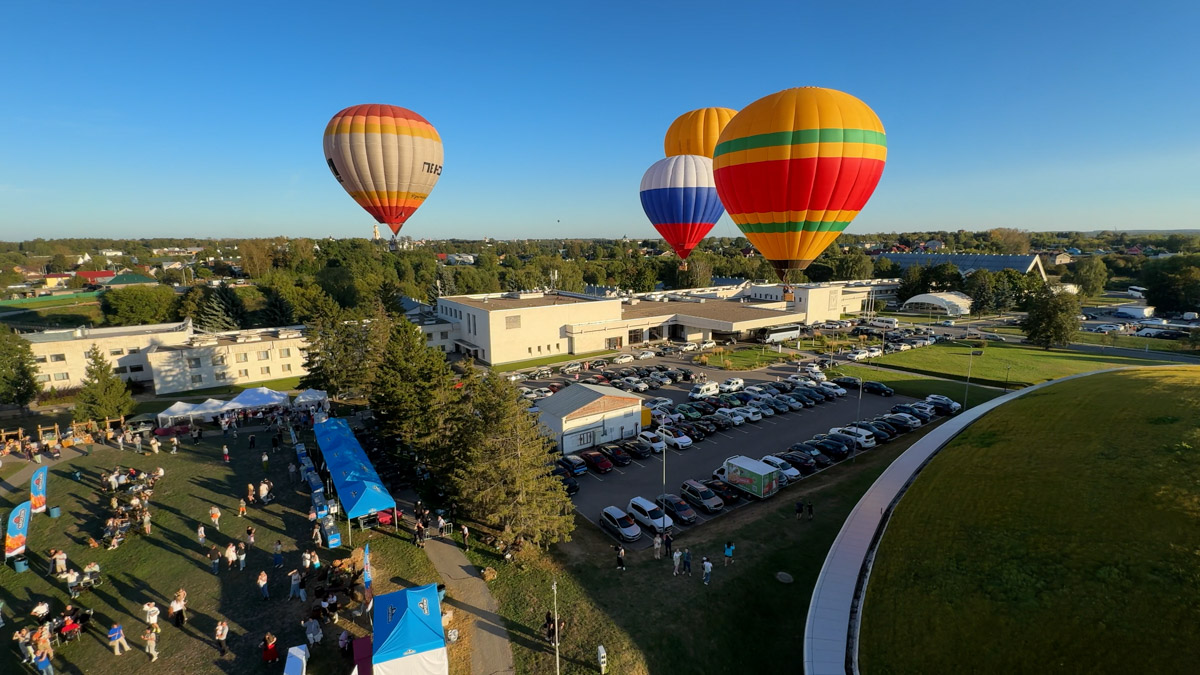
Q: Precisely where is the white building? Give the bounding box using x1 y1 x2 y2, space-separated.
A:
536 384 644 452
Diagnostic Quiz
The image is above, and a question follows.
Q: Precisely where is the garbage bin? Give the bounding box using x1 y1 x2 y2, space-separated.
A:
48 506 61 519
13 556 29 573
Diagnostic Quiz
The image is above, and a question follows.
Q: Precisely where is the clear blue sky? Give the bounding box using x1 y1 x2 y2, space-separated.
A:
2 1 1197 240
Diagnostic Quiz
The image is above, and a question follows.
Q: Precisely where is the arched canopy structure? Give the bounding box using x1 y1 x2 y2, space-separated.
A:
901 292 973 316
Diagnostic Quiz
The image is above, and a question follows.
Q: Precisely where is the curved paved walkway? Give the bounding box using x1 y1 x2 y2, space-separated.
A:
802 367 1154 675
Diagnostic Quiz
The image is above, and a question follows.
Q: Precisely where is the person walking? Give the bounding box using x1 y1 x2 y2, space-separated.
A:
249 434 257 450
273 541 284 568
141 627 158 662
141 602 160 633
246 526 256 548
724 541 736 566
214 621 229 656
168 597 187 627
461 524 470 551
108 623 131 655
672 549 682 576
289 569 307 601
795 500 804 521
237 542 247 570
663 531 673 558
208 545 222 574
261 451 269 472
288 462 297 483
702 556 713 586
238 499 247 517
414 520 425 548
807 500 814 521
210 506 221 531
170 436 179 454
257 571 270 600
225 543 237 570
34 649 54 675
653 533 662 560
437 514 446 537
682 548 692 576
142 510 152 535
222 445 230 463
197 525 206 546
615 544 626 571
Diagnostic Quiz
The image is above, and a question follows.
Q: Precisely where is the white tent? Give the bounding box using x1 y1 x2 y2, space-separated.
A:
228 387 290 410
292 389 329 410
157 401 198 427
191 398 232 421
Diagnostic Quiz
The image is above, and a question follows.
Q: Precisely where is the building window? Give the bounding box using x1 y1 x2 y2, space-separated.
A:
215 372 228 381
35 355 47 363
128 347 140 354
505 315 521 329
237 369 249 378
35 374 50 383
50 354 66 362
440 331 448 340
187 358 202 369
279 348 290 358
260 366 271 375
110 348 124 356
426 332 433 341
212 354 226 366
282 363 292 373
257 350 270 360
53 372 69 381
129 365 144 373
556 343 560 351
236 353 248 363
577 431 594 447
114 366 128 374
528 347 533 354
190 374 204 384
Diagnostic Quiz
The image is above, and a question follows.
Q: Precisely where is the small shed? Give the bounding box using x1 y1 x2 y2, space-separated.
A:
536 383 644 453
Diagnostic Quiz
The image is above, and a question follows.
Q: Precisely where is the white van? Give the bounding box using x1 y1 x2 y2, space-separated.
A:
868 317 899 330
719 378 745 393
689 381 719 400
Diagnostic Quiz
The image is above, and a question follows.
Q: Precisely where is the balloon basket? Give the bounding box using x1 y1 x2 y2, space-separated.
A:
677 262 689 271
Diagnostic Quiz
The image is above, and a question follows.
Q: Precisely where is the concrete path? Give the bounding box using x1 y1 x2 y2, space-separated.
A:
0 443 90 496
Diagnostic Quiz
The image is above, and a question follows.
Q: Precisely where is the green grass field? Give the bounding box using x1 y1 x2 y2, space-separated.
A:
0 426 443 675
825 364 1004 409
0 293 100 310
995 325 1196 354
713 347 792 370
871 340 1173 387
0 304 105 328
860 366 1200 673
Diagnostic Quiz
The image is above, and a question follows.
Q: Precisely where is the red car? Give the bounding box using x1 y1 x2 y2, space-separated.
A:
702 396 732 410
577 449 613 474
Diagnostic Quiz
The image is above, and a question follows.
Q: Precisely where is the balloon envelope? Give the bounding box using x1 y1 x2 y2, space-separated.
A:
664 107 737 158
640 155 724 260
323 104 443 235
713 88 886 279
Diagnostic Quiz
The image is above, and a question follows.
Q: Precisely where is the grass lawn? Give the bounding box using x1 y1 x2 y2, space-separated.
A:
996 325 1196 354
169 376 304 398
469 425 942 674
0 293 100 310
860 366 1200 673
1085 295 1137 306
0 425 444 675
712 347 792 370
0 304 104 328
495 351 616 373
871 340 1173 387
824 364 1004 409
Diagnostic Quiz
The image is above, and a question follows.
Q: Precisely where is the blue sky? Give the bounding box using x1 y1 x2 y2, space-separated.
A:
1 1 1197 240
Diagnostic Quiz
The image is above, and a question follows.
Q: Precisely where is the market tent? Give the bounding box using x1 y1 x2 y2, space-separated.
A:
190 398 232 420
292 389 329 409
372 585 448 675
313 418 397 544
156 401 198 427
228 387 290 409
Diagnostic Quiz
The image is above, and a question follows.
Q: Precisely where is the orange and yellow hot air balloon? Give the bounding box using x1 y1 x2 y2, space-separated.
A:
713 88 886 280
323 104 444 236
664 107 737 158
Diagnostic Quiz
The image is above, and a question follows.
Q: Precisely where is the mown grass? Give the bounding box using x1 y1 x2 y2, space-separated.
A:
494 350 617 373
825 364 1004 409
996 325 1196 354
871 340 1173 387
714 347 792 370
0 304 105 328
860 366 1200 673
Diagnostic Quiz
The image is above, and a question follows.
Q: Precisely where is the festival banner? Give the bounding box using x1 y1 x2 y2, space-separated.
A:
30 466 48 514
5 501 32 559
363 543 373 590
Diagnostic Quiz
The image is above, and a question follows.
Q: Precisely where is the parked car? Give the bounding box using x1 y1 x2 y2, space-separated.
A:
750 400 778 417
688 418 717 435
866 347 883 358
805 437 852 461
713 409 746 426
769 395 804 412
649 407 683 426
733 406 763 422
863 381 894 396
557 454 587 476
702 479 743 504
780 392 815 409
531 387 554 399
701 414 733 430
702 396 732 410
719 377 745 393
657 426 694 449
636 350 656 360
561 362 582 374
799 446 834 468
674 404 703 420
925 394 962 413
830 426 877 449
891 403 934 422
506 372 528 382
637 431 667 453
680 479 724 513
550 467 580 496
718 393 745 407
761 455 802 483
627 496 673 534
819 382 848 397
848 421 893 443
681 342 698 352
646 396 673 409
530 367 553 379
832 376 861 389
613 353 635 364
778 450 818 475
690 401 716 415
600 506 642 541
656 494 698 525
597 443 633 467
622 377 649 392
578 449 614 473
802 386 835 402
700 339 717 349
674 421 708 442
884 412 923 429
620 439 653 460
846 349 869 362
744 385 771 396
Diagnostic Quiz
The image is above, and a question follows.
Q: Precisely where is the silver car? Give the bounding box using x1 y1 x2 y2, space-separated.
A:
680 479 724 513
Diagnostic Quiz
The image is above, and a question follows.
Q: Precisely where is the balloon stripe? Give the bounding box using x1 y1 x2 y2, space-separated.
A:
714 142 886 169
713 128 886 157
716 157 885 215
735 221 851 233
324 122 440 140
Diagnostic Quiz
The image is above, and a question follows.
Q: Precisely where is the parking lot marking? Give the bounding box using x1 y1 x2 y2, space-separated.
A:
611 467 626 475
588 473 605 482
631 460 647 468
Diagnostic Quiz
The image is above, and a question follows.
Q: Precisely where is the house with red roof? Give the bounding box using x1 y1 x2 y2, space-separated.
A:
76 270 117 284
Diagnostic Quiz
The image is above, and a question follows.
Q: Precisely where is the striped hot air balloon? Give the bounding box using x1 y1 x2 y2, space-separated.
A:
664 107 737 158
639 155 724 261
323 104 444 236
713 87 886 279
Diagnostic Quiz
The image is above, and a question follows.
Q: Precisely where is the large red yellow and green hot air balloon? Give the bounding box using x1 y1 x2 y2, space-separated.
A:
713 88 886 279
664 107 737 158
323 104 443 236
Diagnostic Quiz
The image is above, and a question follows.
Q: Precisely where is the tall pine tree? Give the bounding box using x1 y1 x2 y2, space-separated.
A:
74 345 135 422
0 327 40 411
196 285 246 331
260 288 296 327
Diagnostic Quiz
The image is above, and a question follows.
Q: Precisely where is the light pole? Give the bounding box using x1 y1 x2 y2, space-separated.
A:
963 346 974 410
552 577 560 675
852 376 864 463
1004 365 1012 393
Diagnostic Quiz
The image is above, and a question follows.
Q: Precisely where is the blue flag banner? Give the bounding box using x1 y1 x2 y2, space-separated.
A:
364 543 373 590
30 466 48 514
5 501 32 559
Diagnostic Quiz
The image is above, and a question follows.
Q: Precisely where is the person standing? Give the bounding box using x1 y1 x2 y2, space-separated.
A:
437 514 446 537
796 500 805 521
142 602 161 633
289 569 307 601
222 445 230 463
807 500 814 521
170 436 179 454
724 541 735 566
663 531 673 558
246 526 256 548
197 525 206 546
414 520 425 548
238 499 247 517
34 649 54 675
134 436 142 453
246 483 256 505
210 506 221 531
169 597 187 627
225 543 237 570
302 617 323 645
237 542 247 570
653 533 662 560
249 434 257 450
142 510 152 535
117 435 124 452
302 551 311 570
214 621 229 656
261 451 269 472
288 462 297 483
682 548 692 576
208 545 222 574
257 571 270 600
311 523 322 547
672 549 682 576
615 544 626 571
260 632 280 663
273 540 284 569
141 627 158 662
461 524 470 551
108 623 131 655
702 556 713 585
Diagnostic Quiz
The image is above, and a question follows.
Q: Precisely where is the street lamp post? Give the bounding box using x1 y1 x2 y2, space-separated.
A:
1004 365 1012 393
964 347 974 410
552 578 560 675
853 376 864 463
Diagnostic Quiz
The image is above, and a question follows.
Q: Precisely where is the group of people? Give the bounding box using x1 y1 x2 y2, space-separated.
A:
14 603 96 670
98 466 162 549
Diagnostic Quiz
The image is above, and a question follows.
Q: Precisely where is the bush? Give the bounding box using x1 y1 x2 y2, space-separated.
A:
36 385 82 406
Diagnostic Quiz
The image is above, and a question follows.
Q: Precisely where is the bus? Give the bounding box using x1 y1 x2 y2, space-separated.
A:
1127 286 1147 299
756 324 803 344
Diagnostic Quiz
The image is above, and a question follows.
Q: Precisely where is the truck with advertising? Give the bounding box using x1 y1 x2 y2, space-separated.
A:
712 455 781 500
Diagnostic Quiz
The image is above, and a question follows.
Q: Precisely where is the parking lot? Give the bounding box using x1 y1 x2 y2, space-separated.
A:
521 354 924 549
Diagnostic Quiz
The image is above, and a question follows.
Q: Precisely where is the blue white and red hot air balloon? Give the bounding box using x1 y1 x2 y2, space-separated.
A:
638 155 725 261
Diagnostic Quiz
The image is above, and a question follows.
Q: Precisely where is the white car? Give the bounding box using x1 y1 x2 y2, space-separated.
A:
847 350 869 362
646 396 674 409
637 431 666 453
650 406 683 424
821 321 841 330
744 385 770 396
699 340 716 350
531 387 554 399
808 370 827 382
894 343 912 351
910 401 938 416
866 347 883 358
803 362 823 373
762 455 802 482
680 342 698 352
623 377 649 392
831 426 877 449
750 400 776 417
613 353 635 364
1097 323 1123 332
925 394 963 413
787 374 816 386
733 406 763 422
819 382 847 397
627 497 673 535
713 409 745 426
719 378 745 393
636 350 656 360
657 427 693 449
939 320 955 326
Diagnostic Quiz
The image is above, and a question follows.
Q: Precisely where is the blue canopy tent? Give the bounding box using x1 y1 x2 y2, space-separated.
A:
314 418 397 545
372 585 448 675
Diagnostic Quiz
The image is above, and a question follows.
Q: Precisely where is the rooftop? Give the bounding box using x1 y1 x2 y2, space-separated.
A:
536 383 643 420
621 299 799 324
151 328 306 352
23 319 194 344
442 292 598 311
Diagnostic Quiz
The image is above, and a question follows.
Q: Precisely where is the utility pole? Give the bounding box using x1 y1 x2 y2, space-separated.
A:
552 577 560 675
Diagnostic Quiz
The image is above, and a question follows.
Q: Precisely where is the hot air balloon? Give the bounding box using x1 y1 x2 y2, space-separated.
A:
664 107 737 158
640 155 724 262
323 104 443 236
713 88 886 280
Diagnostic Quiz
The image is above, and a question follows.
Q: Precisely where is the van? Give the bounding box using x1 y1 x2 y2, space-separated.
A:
830 426 877 449
868 317 899 329
719 378 745 393
689 381 719 400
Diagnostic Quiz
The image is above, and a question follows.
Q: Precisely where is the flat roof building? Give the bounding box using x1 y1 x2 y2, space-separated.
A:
877 252 1046 281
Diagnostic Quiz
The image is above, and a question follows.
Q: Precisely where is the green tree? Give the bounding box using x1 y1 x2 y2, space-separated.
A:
196 288 240 331
0 328 40 411
301 303 392 400
369 318 452 443
1188 328 1200 351
47 254 72 273
174 286 207 322
238 239 273 278
896 265 927 302
100 285 179 326
1071 256 1109 297
452 372 574 549
964 269 997 315
828 250 874 281
66 274 89 289
1021 287 1080 350
987 227 1031 254
260 288 296 327
1142 255 1200 313
873 256 900 278
74 345 135 421
159 268 184 286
